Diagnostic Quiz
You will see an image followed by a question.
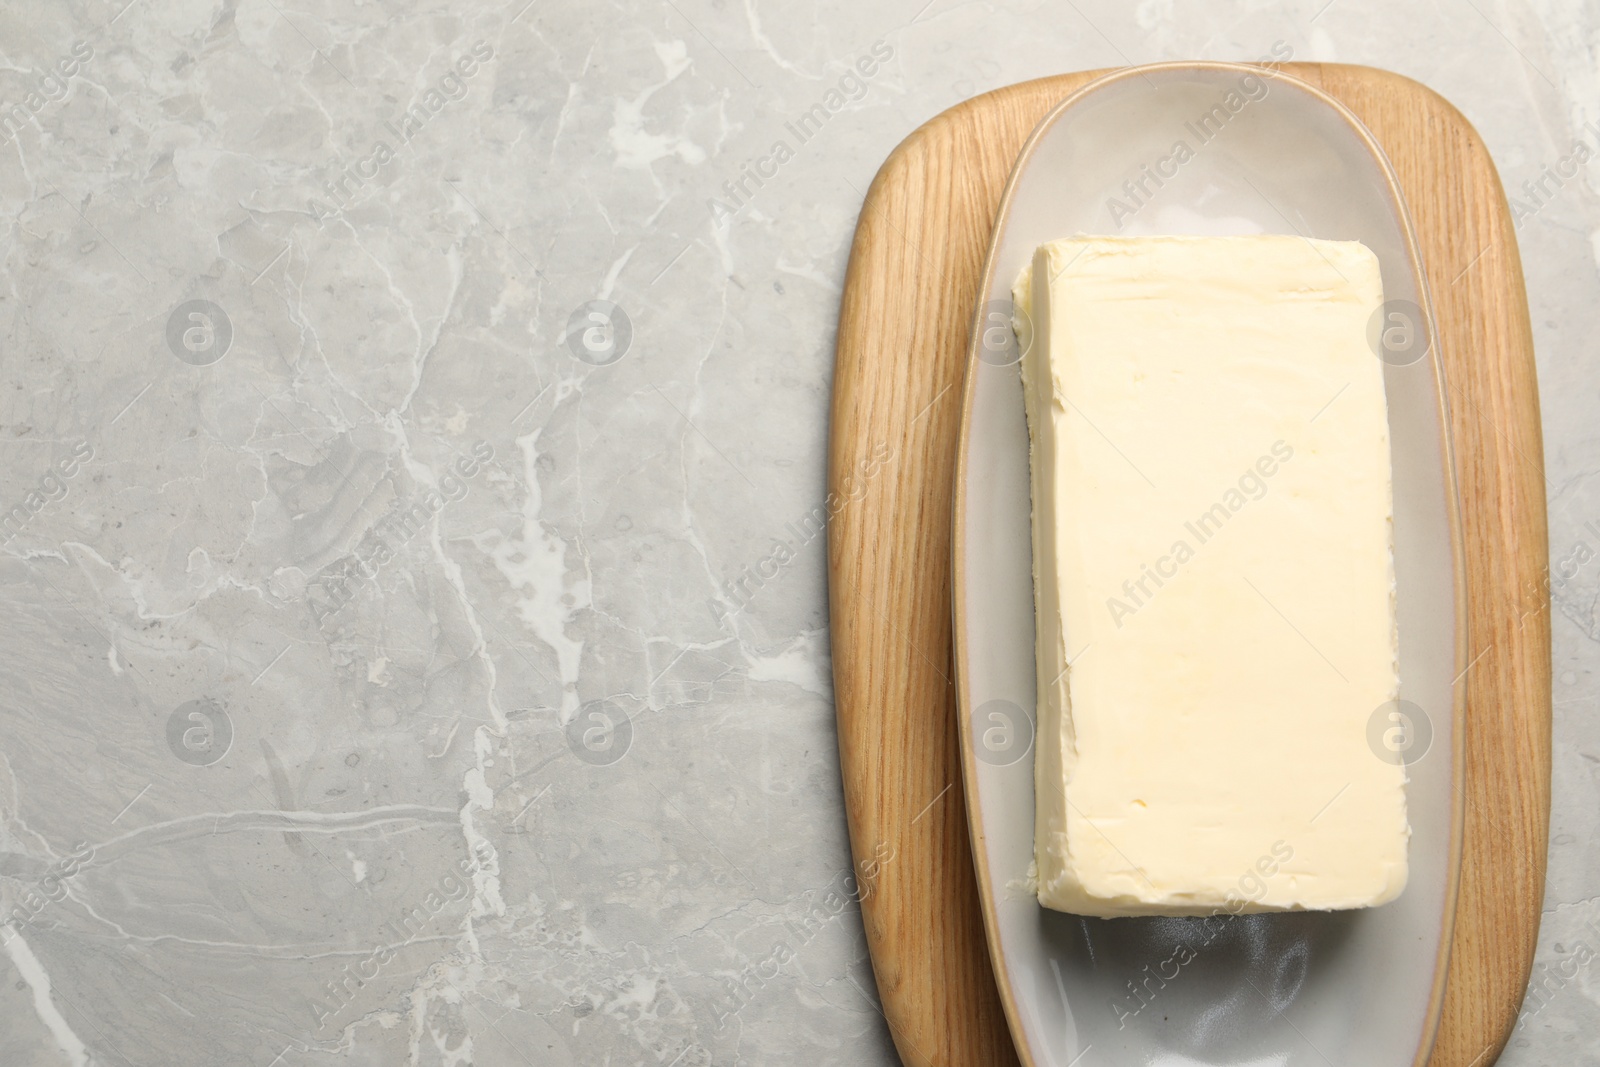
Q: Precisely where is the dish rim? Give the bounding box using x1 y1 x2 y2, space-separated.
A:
948 59 1469 1067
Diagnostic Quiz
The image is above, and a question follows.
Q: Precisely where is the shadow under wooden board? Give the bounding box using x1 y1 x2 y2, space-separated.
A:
828 62 1551 1067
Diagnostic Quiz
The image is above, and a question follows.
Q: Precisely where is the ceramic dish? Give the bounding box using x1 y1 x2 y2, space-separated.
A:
952 62 1465 1067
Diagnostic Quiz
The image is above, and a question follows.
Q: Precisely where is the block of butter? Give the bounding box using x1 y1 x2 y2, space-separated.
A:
1014 234 1406 918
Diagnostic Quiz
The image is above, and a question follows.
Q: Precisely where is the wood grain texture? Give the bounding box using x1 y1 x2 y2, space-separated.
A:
827 63 1551 1067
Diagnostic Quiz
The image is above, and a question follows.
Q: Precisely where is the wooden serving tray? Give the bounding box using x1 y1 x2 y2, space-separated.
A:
828 63 1550 1067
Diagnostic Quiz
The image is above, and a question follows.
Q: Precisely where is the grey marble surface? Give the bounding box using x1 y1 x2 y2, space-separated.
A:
0 1 1594 1065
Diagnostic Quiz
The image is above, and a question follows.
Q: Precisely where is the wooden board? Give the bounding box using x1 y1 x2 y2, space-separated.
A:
828 63 1551 1067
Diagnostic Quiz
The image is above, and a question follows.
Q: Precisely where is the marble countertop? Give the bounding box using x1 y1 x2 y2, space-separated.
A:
0 1 1593 1064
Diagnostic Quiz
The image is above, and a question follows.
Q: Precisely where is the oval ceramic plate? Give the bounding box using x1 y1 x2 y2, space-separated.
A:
952 63 1465 1067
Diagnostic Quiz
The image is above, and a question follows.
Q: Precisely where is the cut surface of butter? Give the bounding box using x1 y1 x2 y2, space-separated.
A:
1015 234 1405 918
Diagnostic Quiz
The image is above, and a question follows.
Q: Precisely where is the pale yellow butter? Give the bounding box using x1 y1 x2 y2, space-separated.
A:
1015 235 1405 918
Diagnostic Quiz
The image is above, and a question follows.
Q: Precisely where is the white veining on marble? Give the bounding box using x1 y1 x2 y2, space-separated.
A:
0 1 1592 1065
2 931 88 1067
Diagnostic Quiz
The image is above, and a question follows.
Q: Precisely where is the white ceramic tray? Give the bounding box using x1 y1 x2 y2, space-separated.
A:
952 62 1464 1067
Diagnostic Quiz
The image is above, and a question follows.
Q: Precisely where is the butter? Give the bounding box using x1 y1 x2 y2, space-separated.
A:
1014 235 1405 918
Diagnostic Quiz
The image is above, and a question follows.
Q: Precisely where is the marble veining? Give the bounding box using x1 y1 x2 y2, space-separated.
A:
0 1 1594 1064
